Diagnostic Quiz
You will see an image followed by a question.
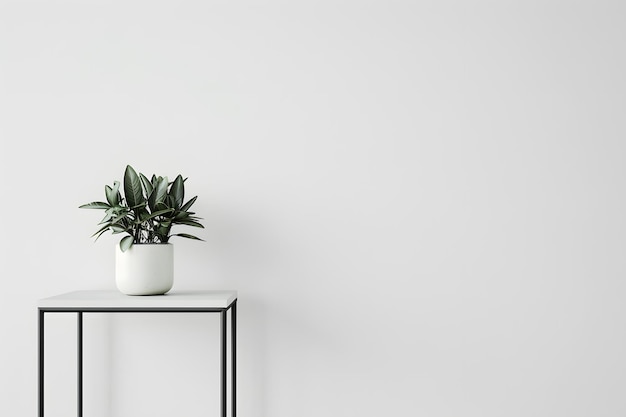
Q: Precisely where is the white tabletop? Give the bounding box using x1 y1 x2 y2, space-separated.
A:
38 290 237 309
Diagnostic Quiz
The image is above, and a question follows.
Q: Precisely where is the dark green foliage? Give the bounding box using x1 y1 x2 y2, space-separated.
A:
79 165 204 252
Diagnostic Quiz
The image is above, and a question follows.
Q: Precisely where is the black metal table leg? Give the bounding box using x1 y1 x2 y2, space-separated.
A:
78 312 83 417
38 309 44 417
231 301 237 417
220 310 227 417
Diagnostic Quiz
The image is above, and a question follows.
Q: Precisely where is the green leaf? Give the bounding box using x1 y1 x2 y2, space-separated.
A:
110 213 129 225
180 196 197 212
105 185 113 205
155 201 170 212
124 165 145 210
120 235 134 252
90 223 111 238
99 213 112 224
79 202 110 209
138 209 152 222
144 208 174 221
171 233 204 241
105 181 121 206
93 228 110 241
176 219 204 228
174 211 190 220
148 176 169 212
139 173 153 197
110 224 128 233
169 175 185 209
167 195 176 210
98 207 114 223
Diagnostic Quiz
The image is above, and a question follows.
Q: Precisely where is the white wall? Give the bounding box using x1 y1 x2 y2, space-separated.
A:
1 0 626 416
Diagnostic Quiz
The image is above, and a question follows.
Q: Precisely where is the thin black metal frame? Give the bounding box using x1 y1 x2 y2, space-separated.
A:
38 300 237 417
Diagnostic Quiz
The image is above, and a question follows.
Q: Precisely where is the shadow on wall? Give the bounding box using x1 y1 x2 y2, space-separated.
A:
240 295 268 417
206 206 280 417
168 203 280 416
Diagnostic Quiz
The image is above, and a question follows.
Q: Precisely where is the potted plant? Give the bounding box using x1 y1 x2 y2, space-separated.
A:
80 165 204 295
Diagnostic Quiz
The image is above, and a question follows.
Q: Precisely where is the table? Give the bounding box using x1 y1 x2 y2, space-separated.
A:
38 290 237 417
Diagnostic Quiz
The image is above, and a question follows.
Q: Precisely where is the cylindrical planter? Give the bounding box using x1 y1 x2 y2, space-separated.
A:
115 243 173 296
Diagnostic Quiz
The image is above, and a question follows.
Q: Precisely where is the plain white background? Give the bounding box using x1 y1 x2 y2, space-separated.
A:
1 0 626 416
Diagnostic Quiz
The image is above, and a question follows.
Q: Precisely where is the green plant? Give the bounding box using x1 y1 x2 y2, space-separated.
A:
80 165 204 252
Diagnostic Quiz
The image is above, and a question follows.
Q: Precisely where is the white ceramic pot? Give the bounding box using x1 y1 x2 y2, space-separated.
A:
115 243 173 296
